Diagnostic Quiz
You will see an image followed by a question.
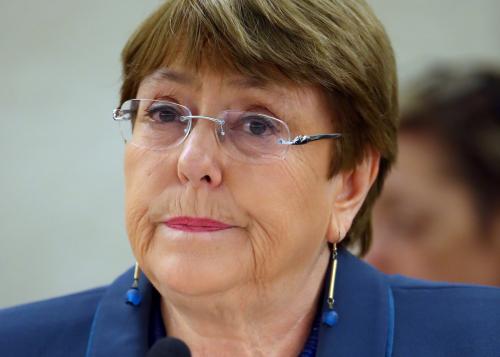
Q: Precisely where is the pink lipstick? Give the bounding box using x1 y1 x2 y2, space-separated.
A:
164 217 234 232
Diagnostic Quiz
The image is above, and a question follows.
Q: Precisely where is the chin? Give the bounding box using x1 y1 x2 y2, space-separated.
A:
145 249 248 298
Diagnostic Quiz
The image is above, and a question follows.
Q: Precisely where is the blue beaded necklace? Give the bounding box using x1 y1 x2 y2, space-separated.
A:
298 313 321 357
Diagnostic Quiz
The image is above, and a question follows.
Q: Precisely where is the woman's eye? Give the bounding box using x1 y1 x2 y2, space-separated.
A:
146 104 182 123
240 115 277 136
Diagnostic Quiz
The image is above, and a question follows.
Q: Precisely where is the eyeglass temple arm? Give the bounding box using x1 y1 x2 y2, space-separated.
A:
282 133 342 146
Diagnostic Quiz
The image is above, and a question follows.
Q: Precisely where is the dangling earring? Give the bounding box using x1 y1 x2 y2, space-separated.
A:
322 243 339 327
126 262 142 306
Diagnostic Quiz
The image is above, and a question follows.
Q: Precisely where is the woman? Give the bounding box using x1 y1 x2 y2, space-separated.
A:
366 68 500 286
1 1 499 356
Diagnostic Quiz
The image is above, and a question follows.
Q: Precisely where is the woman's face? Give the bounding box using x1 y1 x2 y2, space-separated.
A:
366 133 500 286
124 64 341 297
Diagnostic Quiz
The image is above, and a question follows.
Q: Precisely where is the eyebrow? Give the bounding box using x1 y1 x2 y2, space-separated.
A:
152 68 269 90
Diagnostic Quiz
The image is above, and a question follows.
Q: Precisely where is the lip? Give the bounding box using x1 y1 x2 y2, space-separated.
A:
164 216 235 232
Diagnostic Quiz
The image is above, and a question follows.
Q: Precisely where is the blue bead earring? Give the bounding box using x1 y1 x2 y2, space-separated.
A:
322 243 339 327
126 262 142 306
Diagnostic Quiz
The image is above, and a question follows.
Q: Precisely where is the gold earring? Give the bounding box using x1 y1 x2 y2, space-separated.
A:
322 243 339 326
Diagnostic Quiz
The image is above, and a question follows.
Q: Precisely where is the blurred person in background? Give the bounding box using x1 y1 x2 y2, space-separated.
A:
366 67 500 286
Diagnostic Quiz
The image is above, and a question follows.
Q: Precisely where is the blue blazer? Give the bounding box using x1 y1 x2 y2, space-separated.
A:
1 249 499 356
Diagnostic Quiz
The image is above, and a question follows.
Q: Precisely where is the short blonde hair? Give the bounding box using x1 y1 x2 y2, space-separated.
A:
120 0 398 255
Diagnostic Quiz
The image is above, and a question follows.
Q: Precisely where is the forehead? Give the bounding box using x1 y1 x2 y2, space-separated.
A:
145 66 272 91
141 62 330 103
142 54 290 89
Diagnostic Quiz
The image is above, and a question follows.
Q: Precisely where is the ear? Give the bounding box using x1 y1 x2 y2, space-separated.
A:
326 147 380 244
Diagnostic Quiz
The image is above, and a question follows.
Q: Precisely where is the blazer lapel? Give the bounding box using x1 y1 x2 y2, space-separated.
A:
85 267 154 357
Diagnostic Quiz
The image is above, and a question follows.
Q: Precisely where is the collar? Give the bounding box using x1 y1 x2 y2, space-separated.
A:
85 248 393 357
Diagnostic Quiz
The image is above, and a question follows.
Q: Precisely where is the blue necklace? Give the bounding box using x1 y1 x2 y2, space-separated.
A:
299 313 321 357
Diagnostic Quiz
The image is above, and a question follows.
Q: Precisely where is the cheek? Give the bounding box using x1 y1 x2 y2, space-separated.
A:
278 150 334 226
124 145 175 261
232 156 332 280
125 197 154 262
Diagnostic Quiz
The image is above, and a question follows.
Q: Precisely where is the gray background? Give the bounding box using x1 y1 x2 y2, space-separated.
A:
1 0 499 308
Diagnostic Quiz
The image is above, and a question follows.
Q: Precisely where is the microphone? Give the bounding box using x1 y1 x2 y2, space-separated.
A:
147 337 191 357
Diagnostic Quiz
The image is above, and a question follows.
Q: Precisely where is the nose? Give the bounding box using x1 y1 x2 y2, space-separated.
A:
177 119 223 188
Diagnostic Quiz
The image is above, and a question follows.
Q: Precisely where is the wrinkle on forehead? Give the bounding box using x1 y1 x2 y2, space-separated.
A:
143 62 283 99
146 63 276 91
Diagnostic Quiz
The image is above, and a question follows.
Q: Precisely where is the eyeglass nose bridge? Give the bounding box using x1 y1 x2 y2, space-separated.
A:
182 115 227 139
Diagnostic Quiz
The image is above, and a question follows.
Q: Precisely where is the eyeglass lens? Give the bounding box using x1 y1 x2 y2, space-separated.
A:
116 99 292 163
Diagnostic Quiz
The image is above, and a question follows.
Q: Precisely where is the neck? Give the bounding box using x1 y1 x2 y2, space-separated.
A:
160 248 330 357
